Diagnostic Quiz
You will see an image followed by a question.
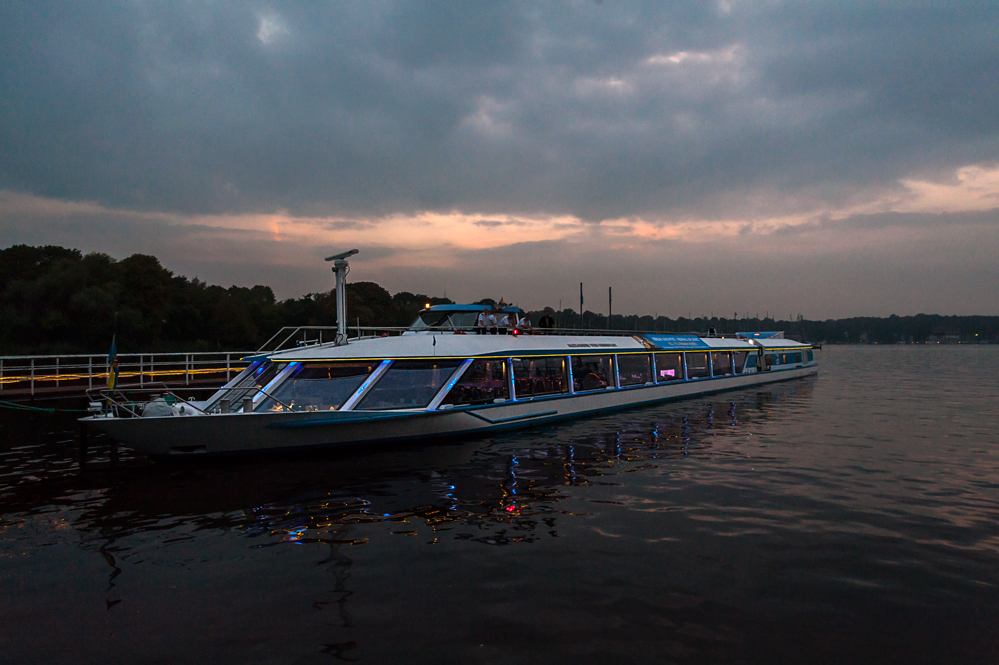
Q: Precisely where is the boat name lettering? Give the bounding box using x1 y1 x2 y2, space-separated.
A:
642 335 712 350
566 343 618 348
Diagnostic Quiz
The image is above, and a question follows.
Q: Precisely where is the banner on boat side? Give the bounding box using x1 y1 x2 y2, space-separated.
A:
640 334 711 350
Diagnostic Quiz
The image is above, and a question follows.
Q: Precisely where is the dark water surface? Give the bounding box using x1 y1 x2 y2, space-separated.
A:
1 346 997 664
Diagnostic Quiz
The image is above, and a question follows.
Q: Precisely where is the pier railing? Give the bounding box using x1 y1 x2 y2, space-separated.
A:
0 351 253 397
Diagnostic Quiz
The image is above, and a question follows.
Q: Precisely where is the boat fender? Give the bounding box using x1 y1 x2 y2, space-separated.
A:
141 397 174 418
171 403 205 417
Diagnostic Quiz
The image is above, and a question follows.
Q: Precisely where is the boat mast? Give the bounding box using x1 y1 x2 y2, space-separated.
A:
325 249 359 345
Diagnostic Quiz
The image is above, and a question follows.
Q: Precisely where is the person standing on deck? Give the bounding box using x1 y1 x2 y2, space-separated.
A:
475 307 491 334
497 311 514 335
538 309 555 332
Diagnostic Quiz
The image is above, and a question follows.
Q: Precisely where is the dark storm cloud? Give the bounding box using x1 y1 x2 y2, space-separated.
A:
1 1 997 221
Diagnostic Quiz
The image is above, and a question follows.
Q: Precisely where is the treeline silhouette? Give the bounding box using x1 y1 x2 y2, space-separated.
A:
0 245 451 354
1 245 996 354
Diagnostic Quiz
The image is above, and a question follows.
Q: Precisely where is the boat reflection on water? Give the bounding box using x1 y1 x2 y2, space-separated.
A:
67 382 811 550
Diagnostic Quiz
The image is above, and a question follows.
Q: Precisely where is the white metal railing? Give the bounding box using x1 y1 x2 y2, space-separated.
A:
0 351 253 396
256 324 726 353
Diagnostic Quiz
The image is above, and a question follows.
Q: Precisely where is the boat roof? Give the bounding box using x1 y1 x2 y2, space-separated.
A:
252 331 807 362
262 334 646 362
735 331 785 339
751 338 812 350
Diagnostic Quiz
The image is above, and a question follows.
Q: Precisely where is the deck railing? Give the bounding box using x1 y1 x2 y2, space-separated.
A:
0 351 253 397
256 324 728 353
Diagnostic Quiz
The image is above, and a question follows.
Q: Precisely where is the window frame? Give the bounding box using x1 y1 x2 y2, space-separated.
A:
685 352 711 379
353 359 465 411
616 353 652 387
511 356 569 399
653 352 685 383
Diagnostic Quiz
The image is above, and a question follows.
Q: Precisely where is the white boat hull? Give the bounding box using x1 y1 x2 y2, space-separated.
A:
83 365 817 457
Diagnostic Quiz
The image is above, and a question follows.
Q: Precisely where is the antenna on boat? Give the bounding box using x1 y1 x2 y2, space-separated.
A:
325 249 359 345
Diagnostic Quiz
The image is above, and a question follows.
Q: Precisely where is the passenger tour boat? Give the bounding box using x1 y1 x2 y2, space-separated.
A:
82 251 818 457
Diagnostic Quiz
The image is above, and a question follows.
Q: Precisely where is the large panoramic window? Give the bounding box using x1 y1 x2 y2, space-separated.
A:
686 352 710 378
259 362 379 412
733 351 750 373
617 354 651 387
357 359 463 410
512 357 567 397
654 353 684 382
439 359 509 406
711 352 733 376
211 361 285 410
571 355 614 392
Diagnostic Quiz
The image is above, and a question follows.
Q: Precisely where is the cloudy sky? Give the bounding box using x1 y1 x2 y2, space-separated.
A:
1 1 997 318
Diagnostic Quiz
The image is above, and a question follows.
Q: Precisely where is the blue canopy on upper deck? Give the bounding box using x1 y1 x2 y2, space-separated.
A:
422 304 523 313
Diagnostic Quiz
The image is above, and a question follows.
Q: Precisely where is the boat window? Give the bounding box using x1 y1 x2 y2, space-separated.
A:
408 311 454 331
654 353 685 382
258 362 379 412
203 361 259 409
571 355 614 392
686 352 710 378
807 350 813 362
212 361 285 408
711 352 733 376
733 351 750 373
766 354 776 367
357 359 464 410
452 312 481 330
408 310 485 331
512 357 567 397
617 354 651 387
439 359 509 406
